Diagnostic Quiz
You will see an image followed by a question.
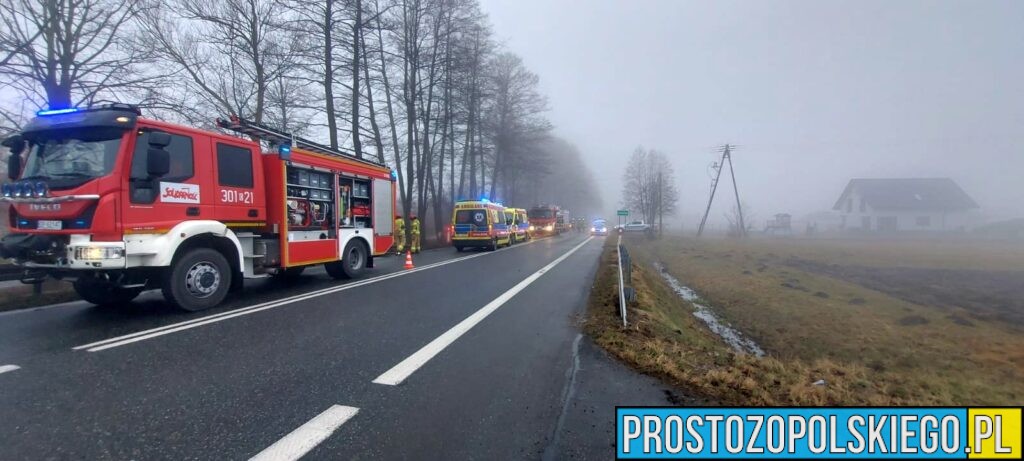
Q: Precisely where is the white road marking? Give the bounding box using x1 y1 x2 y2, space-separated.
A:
0 364 21 375
249 405 359 461
74 237 546 352
373 236 594 386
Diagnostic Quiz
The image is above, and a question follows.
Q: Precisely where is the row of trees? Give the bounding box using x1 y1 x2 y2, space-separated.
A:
0 0 601 236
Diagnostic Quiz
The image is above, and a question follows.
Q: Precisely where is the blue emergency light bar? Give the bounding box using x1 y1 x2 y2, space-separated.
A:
36 108 80 116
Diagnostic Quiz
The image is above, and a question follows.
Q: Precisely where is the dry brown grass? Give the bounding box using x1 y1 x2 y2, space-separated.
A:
585 235 1024 406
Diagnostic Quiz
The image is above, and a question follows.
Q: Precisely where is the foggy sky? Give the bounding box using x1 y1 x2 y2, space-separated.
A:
480 0 1024 226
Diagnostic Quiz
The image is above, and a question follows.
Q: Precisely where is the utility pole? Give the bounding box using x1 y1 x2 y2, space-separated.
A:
697 144 745 237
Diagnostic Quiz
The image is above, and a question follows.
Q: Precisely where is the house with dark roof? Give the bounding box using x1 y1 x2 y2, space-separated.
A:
832 178 979 232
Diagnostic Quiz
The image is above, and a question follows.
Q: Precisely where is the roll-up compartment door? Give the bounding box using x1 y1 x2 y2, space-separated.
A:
373 178 393 235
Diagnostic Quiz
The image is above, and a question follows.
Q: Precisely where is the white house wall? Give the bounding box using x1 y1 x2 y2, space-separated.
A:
837 191 977 232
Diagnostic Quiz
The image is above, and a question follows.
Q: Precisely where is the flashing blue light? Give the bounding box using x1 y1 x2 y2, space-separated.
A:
278 143 292 160
1 184 12 197
390 169 398 181
18 220 29 227
74 219 87 227
36 107 79 116
480 197 489 203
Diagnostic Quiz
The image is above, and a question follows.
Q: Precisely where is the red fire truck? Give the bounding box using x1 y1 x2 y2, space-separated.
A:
0 105 396 311
527 205 561 236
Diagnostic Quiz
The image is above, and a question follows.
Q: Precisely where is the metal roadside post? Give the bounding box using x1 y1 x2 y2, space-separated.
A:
617 234 628 327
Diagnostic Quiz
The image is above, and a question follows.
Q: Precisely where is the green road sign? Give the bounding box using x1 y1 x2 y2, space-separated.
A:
617 209 629 216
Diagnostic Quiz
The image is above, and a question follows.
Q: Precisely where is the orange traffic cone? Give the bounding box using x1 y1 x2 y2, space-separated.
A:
404 251 415 270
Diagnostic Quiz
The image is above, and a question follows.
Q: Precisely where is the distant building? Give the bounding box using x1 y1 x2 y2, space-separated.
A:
832 178 979 232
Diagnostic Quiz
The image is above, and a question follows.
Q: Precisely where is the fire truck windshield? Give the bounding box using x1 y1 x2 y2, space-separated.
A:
21 133 122 188
528 209 553 219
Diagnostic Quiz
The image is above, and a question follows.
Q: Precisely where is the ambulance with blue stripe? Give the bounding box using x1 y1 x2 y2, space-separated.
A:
451 199 512 251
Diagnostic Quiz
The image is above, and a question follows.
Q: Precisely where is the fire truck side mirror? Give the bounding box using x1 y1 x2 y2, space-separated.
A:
147 131 172 148
146 148 170 178
145 131 171 178
2 135 25 180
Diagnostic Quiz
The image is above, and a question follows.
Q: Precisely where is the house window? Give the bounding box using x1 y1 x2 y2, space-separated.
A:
916 216 931 227
847 198 853 213
859 199 866 212
216 143 254 188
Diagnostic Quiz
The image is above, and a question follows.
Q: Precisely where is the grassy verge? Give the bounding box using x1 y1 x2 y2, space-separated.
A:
585 236 1024 405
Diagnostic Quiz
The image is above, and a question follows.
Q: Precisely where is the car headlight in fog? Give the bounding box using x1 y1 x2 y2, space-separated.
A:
591 227 596 232
529 225 535 231
545 225 554 231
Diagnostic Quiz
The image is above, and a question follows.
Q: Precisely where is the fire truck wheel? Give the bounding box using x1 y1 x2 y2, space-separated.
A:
162 248 231 311
488 238 498 251
326 240 367 279
73 278 143 307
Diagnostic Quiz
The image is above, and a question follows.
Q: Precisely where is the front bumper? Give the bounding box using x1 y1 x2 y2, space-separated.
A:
2 233 126 269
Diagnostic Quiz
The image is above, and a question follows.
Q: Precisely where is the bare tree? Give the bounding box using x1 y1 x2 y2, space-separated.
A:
484 52 551 203
139 0 299 126
621 147 679 226
724 201 754 238
0 0 156 121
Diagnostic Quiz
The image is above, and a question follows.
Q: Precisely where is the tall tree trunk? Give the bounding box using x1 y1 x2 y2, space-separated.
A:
323 0 338 148
375 1 406 213
350 0 363 158
359 24 385 163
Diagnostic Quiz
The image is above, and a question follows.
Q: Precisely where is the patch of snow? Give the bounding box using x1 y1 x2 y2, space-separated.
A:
653 262 765 357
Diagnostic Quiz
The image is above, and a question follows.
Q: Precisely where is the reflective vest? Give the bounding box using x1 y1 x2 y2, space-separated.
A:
395 218 405 233
411 219 421 235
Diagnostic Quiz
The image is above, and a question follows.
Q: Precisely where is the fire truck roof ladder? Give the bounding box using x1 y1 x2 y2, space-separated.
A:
216 115 385 168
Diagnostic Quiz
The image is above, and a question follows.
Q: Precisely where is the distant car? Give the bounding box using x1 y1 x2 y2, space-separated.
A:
591 220 608 236
621 221 651 233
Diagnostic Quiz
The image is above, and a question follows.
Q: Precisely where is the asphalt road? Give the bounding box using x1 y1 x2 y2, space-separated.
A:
0 233 676 460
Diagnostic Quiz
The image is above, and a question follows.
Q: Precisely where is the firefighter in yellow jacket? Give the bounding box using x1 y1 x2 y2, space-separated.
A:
394 215 406 255
410 215 421 253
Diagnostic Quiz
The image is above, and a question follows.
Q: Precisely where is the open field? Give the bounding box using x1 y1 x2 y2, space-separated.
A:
585 235 1024 405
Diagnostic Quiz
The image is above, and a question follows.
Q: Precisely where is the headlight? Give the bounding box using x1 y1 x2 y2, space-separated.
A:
529 225 535 231
591 227 596 231
74 247 125 260
545 225 554 231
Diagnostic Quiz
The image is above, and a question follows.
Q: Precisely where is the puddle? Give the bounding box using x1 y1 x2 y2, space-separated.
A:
653 262 765 357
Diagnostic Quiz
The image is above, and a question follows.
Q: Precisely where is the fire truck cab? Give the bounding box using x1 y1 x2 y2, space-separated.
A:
0 105 396 311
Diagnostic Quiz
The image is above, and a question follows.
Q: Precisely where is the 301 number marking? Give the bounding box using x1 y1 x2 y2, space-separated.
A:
221 189 254 204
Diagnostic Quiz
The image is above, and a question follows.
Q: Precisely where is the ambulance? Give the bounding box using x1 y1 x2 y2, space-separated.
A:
509 208 530 242
451 199 512 251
